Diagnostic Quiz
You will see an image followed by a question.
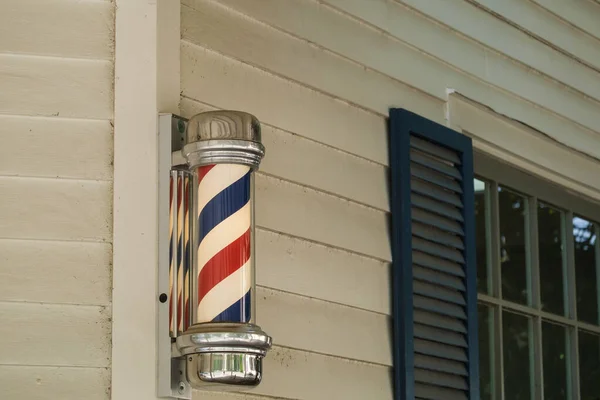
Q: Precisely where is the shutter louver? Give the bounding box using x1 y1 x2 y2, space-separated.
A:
389 109 479 400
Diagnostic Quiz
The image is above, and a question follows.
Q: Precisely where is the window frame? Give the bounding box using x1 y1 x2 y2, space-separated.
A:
474 150 600 400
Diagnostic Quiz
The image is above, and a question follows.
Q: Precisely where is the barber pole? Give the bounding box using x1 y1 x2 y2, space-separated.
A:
170 110 271 390
196 164 252 323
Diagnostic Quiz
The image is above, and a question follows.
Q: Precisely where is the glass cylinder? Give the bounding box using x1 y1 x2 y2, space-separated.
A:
190 162 256 325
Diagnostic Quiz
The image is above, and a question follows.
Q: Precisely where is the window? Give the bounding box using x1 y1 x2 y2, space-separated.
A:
389 108 600 400
475 154 600 400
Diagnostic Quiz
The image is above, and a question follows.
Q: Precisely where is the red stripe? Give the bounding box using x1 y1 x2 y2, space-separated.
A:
198 228 251 303
197 164 216 184
177 176 183 209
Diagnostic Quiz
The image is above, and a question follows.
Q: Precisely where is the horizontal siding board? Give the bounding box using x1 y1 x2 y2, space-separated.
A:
0 177 112 241
0 115 112 180
181 0 444 120
0 54 113 119
449 94 600 200
181 43 388 165
0 0 114 60
256 346 393 399
256 229 390 315
0 366 110 400
0 302 111 367
180 98 390 211
214 0 600 134
257 287 391 365
328 0 600 103
0 239 111 306
532 0 600 40
255 174 390 261
473 0 600 71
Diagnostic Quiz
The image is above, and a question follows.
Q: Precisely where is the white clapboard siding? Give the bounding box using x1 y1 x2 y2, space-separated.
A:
473 0 600 71
0 239 112 306
215 0 600 134
191 347 392 400
0 54 113 119
0 115 113 180
181 0 444 120
0 177 112 241
256 287 391 366
181 43 389 165
180 98 389 211
256 346 392 400
532 0 600 41
255 174 390 261
0 302 111 367
180 40 600 168
449 94 600 202
0 366 110 400
256 229 390 315
326 0 600 105
0 0 114 60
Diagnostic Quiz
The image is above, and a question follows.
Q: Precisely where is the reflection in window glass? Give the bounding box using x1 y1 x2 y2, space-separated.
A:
539 203 566 315
499 188 529 305
503 311 533 400
478 304 494 400
579 331 600 400
573 217 599 325
475 178 490 294
542 321 568 400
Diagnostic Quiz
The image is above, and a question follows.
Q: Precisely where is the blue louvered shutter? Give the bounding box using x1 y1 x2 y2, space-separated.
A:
389 109 479 400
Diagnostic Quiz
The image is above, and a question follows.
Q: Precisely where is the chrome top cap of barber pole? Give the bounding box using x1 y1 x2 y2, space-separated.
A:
183 111 265 169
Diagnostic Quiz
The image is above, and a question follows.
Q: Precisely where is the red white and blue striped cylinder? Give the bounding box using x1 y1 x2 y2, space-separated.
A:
194 163 254 324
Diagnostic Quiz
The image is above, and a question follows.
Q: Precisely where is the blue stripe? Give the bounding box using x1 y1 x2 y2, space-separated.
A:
198 172 251 243
211 290 251 323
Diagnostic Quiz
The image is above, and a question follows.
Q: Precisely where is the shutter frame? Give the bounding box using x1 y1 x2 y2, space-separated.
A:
389 108 479 399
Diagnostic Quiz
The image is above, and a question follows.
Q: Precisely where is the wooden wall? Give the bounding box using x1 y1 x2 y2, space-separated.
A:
180 0 600 399
0 1 114 399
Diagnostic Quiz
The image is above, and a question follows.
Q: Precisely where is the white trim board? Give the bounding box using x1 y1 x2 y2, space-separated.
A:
447 93 600 204
111 0 180 399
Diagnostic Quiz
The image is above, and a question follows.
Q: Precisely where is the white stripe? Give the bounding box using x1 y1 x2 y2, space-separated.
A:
197 164 250 212
197 260 252 323
197 202 251 274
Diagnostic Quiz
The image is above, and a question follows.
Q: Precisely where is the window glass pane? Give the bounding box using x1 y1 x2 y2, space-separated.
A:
499 188 529 305
503 311 533 400
579 330 600 400
478 304 494 400
573 217 599 325
542 321 569 400
475 178 490 294
539 203 566 315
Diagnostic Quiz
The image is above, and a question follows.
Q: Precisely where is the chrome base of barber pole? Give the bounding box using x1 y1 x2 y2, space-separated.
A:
174 323 271 389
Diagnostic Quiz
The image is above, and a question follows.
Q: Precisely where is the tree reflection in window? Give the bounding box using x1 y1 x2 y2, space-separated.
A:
499 187 529 305
573 217 599 325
